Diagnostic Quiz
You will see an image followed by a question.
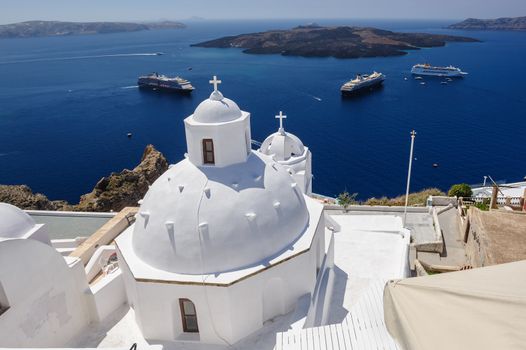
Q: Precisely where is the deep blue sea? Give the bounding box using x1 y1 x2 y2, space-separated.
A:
1 19 525 202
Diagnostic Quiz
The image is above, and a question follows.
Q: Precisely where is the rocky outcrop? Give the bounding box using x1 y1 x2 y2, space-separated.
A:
192 26 479 59
0 184 70 210
75 144 168 212
448 17 526 31
0 20 186 39
0 144 168 212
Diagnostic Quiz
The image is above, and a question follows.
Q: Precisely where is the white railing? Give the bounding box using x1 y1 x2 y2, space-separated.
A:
463 196 523 206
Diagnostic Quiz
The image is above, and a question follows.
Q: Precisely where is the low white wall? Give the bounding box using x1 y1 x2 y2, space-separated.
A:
87 269 126 323
85 245 117 283
304 230 335 327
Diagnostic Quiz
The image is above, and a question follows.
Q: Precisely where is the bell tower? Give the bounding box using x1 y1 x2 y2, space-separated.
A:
184 76 252 167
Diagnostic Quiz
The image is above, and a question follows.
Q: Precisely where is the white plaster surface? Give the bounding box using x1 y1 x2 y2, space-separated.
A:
128 152 313 276
88 269 127 323
0 239 91 347
259 129 312 195
0 203 50 245
325 214 410 324
0 203 35 239
260 130 305 162
117 198 323 284
117 202 326 345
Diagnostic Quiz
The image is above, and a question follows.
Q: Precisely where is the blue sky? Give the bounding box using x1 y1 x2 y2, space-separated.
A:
1 0 525 24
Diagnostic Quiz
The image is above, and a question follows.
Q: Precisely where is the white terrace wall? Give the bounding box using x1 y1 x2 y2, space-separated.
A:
0 239 91 347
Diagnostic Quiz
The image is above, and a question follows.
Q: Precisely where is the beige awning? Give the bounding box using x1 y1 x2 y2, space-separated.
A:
384 260 526 350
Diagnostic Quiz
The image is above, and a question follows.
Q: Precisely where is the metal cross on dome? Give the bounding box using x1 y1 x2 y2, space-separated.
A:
276 111 287 132
209 75 222 92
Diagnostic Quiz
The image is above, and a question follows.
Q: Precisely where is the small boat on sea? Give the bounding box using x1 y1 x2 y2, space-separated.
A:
341 71 385 96
137 72 195 93
411 63 468 77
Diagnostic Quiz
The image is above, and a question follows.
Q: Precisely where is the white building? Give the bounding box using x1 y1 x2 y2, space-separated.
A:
116 77 327 345
259 111 313 195
0 203 92 347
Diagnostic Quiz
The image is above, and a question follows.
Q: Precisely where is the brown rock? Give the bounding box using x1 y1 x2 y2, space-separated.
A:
0 184 70 210
75 144 168 212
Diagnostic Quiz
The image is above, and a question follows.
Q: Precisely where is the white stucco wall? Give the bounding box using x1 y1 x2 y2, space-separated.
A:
184 112 251 167
118 215 326 345
87 269 126 323
0 239 91 347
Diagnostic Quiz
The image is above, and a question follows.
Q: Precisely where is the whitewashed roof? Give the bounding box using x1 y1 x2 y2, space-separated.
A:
0 202 36 239
260 131 306 162
193 90 242 123
131 151 311 275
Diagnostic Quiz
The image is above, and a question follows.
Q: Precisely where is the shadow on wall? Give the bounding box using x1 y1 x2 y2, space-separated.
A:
322 265 349 325
202 153 267 192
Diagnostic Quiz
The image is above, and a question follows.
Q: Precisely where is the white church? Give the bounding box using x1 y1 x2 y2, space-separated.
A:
8 76 510 350
116 76 324 344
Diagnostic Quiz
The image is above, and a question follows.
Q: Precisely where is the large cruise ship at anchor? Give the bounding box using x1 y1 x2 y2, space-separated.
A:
340 71 385 96
411 64 468 77
137 72 195 93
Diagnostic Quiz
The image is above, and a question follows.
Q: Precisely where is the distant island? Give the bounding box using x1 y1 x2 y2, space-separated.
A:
191 25 479 59
0 20 186 39
448 16 526 31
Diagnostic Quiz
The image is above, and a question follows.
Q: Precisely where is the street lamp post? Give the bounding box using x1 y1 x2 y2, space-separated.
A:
403 130 417 227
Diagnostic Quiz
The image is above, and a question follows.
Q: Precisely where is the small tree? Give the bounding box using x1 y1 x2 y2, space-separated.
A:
448 183 472 198
337 191 358 211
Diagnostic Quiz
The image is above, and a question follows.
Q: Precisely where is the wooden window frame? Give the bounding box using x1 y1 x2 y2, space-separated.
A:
179 298 199 333
202 139 215 165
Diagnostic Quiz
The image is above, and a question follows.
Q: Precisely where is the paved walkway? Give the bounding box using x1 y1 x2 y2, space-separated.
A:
417 206 467 268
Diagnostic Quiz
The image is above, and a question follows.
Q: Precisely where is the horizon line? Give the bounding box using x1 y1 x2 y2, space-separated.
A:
0 17 474 26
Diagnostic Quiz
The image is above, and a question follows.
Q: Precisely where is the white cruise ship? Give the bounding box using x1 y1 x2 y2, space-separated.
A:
340 71 385 95
411 63 468 77
137 72 195 93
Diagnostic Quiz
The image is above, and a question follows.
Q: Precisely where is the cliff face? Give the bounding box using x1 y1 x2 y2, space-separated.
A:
75 144 168 212
0 185 70 211
0 144 168 212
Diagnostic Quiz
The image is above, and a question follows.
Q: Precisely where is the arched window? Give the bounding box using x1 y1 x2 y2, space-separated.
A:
179 298 199 333
202 139 215 165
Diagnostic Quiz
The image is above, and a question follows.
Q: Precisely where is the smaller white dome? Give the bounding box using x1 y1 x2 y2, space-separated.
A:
0 203 36 239
260 130 305 161
193 90 242 123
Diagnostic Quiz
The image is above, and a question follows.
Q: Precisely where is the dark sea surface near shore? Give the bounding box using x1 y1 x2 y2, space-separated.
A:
1 19 525 202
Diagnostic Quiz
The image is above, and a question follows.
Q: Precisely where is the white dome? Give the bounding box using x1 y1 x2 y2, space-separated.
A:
193 90 242 123
0 203 36 239
260 130 305 161
131 152 309 275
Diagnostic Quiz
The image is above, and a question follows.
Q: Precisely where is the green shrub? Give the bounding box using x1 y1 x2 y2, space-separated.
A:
474 198 490 211
337 191 358 210
448 183 472 198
